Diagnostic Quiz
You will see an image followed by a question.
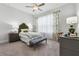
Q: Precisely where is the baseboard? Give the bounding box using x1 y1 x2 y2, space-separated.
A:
0 39 8 44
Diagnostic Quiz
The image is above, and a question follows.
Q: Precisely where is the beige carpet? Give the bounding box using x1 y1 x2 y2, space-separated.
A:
0 40 59 56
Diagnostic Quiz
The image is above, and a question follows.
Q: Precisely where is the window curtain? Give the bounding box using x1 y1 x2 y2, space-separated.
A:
37 14 56 39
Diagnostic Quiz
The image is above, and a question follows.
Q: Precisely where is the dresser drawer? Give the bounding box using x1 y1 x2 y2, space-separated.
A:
60 47 79 56
60 39 79 51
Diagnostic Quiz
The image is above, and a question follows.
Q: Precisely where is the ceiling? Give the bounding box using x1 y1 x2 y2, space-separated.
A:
5 3 67 16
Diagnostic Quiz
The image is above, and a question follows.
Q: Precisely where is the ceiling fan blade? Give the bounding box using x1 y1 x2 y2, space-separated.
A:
38 3 45 7
25 6 33 8
38 8 42 11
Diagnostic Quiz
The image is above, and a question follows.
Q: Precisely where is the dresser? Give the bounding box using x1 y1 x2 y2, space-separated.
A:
58 37 79 56
9 33 20 43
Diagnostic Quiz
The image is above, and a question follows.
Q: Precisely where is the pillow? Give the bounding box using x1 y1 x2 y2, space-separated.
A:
21 29 28 32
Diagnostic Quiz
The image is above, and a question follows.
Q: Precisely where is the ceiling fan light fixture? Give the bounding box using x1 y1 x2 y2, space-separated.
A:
33 6 38 10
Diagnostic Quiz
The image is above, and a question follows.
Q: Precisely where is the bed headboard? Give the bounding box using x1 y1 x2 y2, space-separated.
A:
18 23 29 33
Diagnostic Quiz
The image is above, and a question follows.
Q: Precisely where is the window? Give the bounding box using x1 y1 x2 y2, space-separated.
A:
37 14 53 38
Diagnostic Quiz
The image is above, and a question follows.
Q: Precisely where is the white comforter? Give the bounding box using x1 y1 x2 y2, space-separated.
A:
19 32 44 45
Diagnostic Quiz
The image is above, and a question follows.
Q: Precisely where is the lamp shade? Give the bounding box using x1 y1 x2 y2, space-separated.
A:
66 16 77 24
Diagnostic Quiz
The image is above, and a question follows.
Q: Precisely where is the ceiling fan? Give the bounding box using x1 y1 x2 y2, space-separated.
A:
25 3 45 12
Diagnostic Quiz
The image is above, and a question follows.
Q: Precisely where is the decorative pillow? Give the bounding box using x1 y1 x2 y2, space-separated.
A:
21 29 28 32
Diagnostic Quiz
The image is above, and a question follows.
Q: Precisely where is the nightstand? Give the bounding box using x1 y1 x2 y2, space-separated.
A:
9 33 20 43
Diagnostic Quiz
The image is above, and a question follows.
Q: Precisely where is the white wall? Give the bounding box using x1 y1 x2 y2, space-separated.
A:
58 4 76 34
0 21 12 43
0 4 34 43
76 4 79 36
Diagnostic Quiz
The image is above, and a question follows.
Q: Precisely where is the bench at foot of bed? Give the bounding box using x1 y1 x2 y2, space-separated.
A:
29 37 47 46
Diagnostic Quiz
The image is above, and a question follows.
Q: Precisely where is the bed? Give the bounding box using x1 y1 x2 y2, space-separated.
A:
18 23 47 46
